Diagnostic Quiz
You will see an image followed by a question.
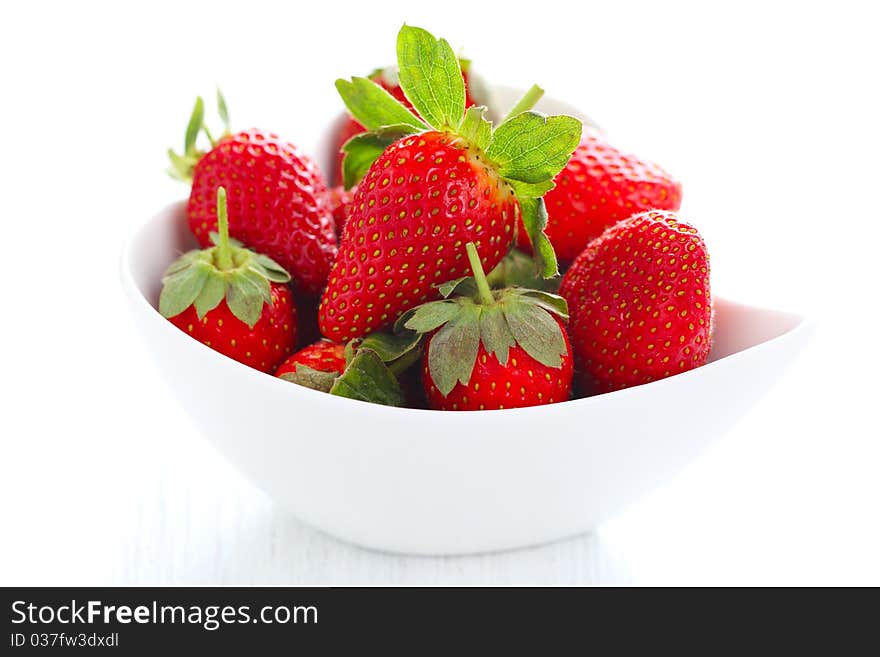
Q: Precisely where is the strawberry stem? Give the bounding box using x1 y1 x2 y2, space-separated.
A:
502 84 544 122
216 86 231 134
466 242 494 305
215 187 233 270
202 123 218 148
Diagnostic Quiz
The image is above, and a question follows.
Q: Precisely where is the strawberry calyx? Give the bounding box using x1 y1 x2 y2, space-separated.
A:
321 330 423 406
167 88 232 183
485 248 561 293
277 342 344 392
279 365 339 393
395 242 570 397
277 331 421 406
335 25 583 279
158 187 290 328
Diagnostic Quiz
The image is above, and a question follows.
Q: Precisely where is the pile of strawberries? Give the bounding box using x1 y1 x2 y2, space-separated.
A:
160 25 712 411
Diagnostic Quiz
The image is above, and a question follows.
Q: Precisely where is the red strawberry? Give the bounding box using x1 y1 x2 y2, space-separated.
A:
423 317 573 410
319 131 519 342
402 242 573 411
559 209 711 394
518 129 682 262
330 64 483 186
168 288 295 372
276 332 423 403
276 340 346 378
168 94 337 295
319 26 581 342
327 185 354 235
160 187 297 373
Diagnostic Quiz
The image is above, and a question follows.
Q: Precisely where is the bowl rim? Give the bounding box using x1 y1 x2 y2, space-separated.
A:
122 200 812 419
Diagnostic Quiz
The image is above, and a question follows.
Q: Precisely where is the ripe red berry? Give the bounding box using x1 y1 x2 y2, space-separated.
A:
168 95 337 295
188 129 337 295
423 316 573 410
320 26 580 343
559 210 711 393
403 242 573 411
276 340 346 379
170 285 296 373
160 187 297 373
519 130 681 262
318 131 519 342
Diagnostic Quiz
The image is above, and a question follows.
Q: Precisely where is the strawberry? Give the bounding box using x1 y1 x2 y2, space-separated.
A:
330 64 484 186
159 187 297 373
518 129 682 262
327 185 354 235
318 25 582 343
276 340 346 377
277 340 346 376
275 340 346 391
321 131 519 342
400 242 573 411
559 209 711 394
423 321 572 410
168 92 337 295
276 329 423 405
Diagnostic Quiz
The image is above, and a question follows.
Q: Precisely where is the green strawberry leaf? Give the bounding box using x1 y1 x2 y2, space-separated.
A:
503 297 567 368
401 300 463 334
167 148 198 182
519 197 558 278
341 125 414 190
458 106 492 151
486 249 561 292
426 303 482 397
225 273 266 328
184 96 205 156
163 249 201 276
396 25 466 131
330 349 405 407
216 87 230 134
479 304 516 367
159 261 211 319
512 289 569 319
342 134 391 190
486 111 581 185
250 253 291 283
193 275 226 319
279 365 338 393
358 330 423 366
508 178 556 199
344 330 424 379
343 338 359 367
436 276 478 299
335 77 427 132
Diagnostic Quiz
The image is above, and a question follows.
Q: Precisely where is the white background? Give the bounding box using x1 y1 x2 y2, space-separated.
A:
1 0 878 585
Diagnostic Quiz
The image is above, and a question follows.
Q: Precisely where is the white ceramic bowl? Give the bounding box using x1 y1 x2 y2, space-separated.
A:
121 91 812 555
